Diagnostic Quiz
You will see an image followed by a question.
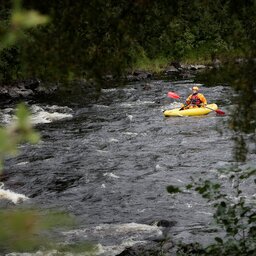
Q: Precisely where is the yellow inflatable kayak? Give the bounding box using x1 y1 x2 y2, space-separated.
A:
163 104 218 117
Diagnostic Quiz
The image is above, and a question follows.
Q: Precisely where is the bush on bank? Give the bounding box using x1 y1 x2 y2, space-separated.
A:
0 0 255 83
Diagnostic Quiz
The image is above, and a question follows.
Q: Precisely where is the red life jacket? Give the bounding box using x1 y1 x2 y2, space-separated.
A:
190 93 202 105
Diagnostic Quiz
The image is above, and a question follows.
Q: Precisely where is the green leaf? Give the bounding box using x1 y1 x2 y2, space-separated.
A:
186 184 193 189
195 186 207 194
214 237 223 244
59 242 97 253
220 201 226 207
249 214 256 223
166 185 181 194
41 211 76 230
12 10 50 29
249 226 256 236
213 183 221 190
27 132 40 144
15 103 30 128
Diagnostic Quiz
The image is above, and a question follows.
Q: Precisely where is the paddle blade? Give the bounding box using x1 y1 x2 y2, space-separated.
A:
167 92 180 99
215 109 225 115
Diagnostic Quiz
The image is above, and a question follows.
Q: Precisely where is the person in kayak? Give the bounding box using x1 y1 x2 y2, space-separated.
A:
180 86 207 110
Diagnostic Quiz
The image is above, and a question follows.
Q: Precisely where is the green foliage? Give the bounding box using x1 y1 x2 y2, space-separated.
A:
0 103 40 172
168 166 256 255
1 0 256 82
0 104 94 253
0 0 49 51
169 62 256 255
0 209 97 254
0 3 96 254
59 242 98 254
168 64 255 253
195 61 256 163
0 0 49 82
0 103 95 254
166 185 182 194
0 47 20 81
133 53 169 73
0 209 42 252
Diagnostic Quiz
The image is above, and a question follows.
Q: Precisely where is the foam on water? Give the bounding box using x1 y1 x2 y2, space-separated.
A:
63 222 162 237
16 161 29 166
62 222 162 256
0 104 73 125
118 100 155 108
6 249 95 256
101 88 118 92
126 114 133 121
30 104 73 124
196 211 214 216
119 103 133 108
0 108 12 124
103 173 120 179
94 223 161 235
0 183 29 204
108 138 119 143
96 149 109 154
92 104 110 109
135 100 155 105
97 240 147 256
162 102 182 111
101 88 137 93
123 88 137 92
122 132 138 137
30 111 73 124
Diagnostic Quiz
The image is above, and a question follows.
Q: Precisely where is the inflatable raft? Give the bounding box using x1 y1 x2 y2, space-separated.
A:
163 104 218 117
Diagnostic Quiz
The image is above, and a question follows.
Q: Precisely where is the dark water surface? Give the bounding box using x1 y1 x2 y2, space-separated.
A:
2 69 256 254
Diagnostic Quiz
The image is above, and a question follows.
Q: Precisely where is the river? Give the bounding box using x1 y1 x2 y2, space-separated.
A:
1 67 255 255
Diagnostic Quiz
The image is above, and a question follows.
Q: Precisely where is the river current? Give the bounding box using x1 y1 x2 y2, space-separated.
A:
1 76 255 255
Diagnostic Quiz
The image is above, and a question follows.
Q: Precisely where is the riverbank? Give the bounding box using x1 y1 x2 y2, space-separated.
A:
0 60 220 106
2 57 255 106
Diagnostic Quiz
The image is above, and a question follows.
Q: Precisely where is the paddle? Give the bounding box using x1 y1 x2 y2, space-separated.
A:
167 92 180 99
204 106 225 115
167 91 225 115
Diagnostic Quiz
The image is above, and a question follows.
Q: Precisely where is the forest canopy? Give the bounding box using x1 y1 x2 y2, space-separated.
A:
0 0 255 82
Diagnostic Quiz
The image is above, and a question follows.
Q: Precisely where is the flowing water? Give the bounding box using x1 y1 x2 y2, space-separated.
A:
1 70 255 255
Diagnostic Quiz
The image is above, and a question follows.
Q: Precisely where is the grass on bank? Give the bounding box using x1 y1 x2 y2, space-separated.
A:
131 44 252 74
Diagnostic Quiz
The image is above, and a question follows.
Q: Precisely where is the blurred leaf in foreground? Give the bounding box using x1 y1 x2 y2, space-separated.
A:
0 103 40 173
0 0 49 51
0 209 98 254
0 209 74 253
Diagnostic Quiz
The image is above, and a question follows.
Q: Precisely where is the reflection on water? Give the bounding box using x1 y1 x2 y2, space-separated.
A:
229 62 256 162
196 61 256 162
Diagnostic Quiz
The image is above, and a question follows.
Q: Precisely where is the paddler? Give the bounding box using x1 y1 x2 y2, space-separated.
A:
180 86 207 109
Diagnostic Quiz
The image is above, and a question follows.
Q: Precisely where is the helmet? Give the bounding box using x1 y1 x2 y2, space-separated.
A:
192 86 199 91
